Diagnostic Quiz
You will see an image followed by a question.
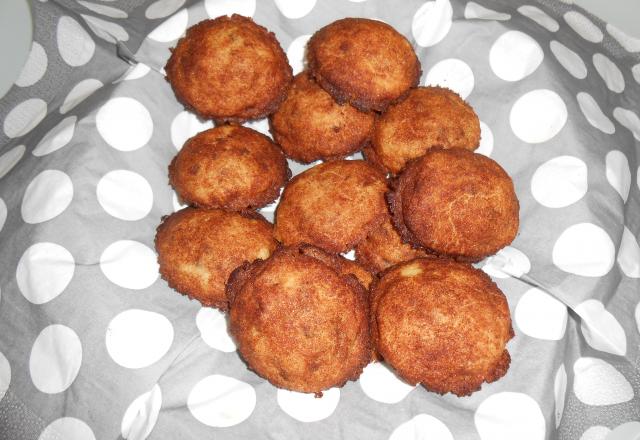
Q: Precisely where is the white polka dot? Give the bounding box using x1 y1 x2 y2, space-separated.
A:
33 116 77 157
607 24 640 52
576 92 614 134
97 97 153 151
243 118 271 138
0 145 25 180
148 9 188 42
21 170 74 224
475 392 545 440
613 107 640 141
188 375 256 427
146 0 185 19
57 16 95 67
609 422 640 440
554 364 567 428
341 249 355 261
606 150 630 202
172 191 187 212
552 223 615 277
0 198 6 233
575 299 626 356
82 15 129 43
515 288 567 340
359 362 414 404
123 63 151 81
121 385 162 440
476 121 493 156
531 156 587 208
78 1 127 18
30 324 82 394
481 246 530 279
97 170 153 221
0 351 10 401
17 243 75 305
106 309 173 369
39 417 95 440
517 5 559 32
510 89 567 143
564 11 603 43
593 53 624 93
3 98 47 138
100 240 159 290
618 226 640 278
424 58 474 99
633 64 640 85
170 111 213 150
573 357 633 405
390 414 453 440
205 0 256 18
196 307 236 352
549 40 587 79
463 1 510 20
412 0 453 47
275 0 316 19
61 78 103 114
580 426 611 440
15 42 47 87
490 31 543 82
277 388 339 422
287 34 312 75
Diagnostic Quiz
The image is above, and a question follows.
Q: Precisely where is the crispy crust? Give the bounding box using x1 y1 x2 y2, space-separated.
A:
274 160 388 253
165 15 292 124
307 18 421 112
388 149 520 262
226 245 371 394
169 125 290 211
370 258 514 396
298 244 374 289
269 72 375 164
154 207 277 310
372 87 481 174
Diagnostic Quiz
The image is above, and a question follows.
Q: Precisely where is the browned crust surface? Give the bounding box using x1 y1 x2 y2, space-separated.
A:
298 244 374 289
169 125 290 211
307 18 421 112
165 15 292 123
370 258 514 396
155 207 277 310
226 245 371 393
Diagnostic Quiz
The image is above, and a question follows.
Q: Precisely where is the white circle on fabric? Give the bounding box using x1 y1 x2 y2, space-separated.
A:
97 97 153 151
277 388 339 422
580 426 610 440
78 1 127 18
412 0 453 47
0 198 6 233
576 92 614 134
573 357 633 405
17 242 75 305
0 144 25 180
243 118 271 138
518 5 559 32
475 392 545 440
287 34 312 75
389 414 454 440
564 11 603 43
148 9 188 42
608 422 640 440
490 31 543 81
549 40 587 79
196 307 236 352
424 58 474 99
60 78 103 114
606 150 630 202
618 226 640 278
100 240 159 289
613 107 640 141
21 170 74 224
146 0 185 19
464 2 510 20
607 24 640 53
552 223 615 277
633 64 640 85
16 42 47 87
3 98 47 138
39 417 95 440
575 299 627 356
33 116 77 157
531 156 587 208
593 53 624 93
205 0 256 18
0 351 10 401
97 170 153 221
554 364 567 428
57 16 95 66
359 362 415 404
510 89 567 143
482 246 531 279
30 324 82 394
515 288 567 340
275 0 316 19
476 121 494 156
106 309 173 369
170 111 213 150
123 63 151 81
188 375 256 427
81 15 129 43
121 384 162 440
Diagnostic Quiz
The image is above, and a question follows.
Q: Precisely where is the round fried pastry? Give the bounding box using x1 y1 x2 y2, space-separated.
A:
169 125 289 210
274 160 388 253
155 208 277 310
389 149 519 261
371 258 514 396
307 18 421 112
165 15 292 123
226 245 371 394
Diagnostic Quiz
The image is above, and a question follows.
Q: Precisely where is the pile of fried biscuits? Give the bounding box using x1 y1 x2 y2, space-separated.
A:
156 14 519 397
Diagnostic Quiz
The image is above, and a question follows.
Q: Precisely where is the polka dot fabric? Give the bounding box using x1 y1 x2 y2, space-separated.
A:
0 1 638 439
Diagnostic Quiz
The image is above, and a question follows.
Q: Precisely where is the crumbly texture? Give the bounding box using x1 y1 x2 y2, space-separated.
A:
169 125 290 210
371 87 481 174
307 18 421 112
274 160 388 253
270 72 375 163
370 258 514 396
155 208 277 310
388 149 519 261
226 246 371 394
165 15 292 123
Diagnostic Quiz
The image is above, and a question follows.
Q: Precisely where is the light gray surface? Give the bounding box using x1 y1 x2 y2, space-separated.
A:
0 0 33 98
576 0 640 38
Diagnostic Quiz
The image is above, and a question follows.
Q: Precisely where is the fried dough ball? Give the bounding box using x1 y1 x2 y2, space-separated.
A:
274 160 388 253
269 72 375 163
169 125 289 210
371 258 514 396
155 208 277 310
388 149 519 261
370 87 481 174
165 15 292 123
307 18 421 112
226 245 371 394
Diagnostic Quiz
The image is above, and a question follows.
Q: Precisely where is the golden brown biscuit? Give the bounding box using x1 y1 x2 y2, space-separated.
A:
226 245 371 394
274 160 388 253
165 15 292 123
371 87 481 174
307 18 421 112
169 125 289 210
388 149 519 261
155 208 277 310
371 258 514 396
270 72 375 163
